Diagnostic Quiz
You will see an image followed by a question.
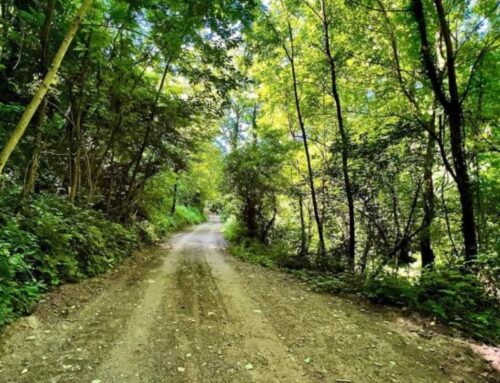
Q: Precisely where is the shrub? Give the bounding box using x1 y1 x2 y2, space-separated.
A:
223 215 246 242
150 205 206 235
363 273 418 306
291 270 363 294
229 240 279 268
360 269 500 342
0 193 140 325
0 238 44 326
417 269 500 341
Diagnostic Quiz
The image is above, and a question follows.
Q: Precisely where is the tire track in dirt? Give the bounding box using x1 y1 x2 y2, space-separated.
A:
0 247 166 382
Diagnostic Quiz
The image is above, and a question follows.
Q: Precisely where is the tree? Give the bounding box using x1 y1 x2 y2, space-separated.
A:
411 0 478 262
0 0 93 175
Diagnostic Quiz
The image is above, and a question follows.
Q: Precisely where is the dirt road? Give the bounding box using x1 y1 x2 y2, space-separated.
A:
0 217 497 382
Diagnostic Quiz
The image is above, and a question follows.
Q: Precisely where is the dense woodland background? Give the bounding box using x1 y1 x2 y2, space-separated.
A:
0 0 498 342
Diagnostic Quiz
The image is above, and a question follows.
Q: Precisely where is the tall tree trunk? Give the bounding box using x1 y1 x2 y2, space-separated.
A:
170 175 178 216
411 0 478 262
126 61 170 201
320 0 355 271
21 0 56 200
88 107 123 203
69 105 83 203
376 0 436 268
420 127 436 268
277 2 327 260
0 0 93 174
245 196 258 238
285 20 327 260
298 191 308 257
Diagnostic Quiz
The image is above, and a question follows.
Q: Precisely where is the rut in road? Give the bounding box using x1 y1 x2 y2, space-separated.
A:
0 217 497 383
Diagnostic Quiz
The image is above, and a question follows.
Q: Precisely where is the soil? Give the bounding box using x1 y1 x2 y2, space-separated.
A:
0 216 498 382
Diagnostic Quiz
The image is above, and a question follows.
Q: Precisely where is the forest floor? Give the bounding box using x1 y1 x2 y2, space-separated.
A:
0 216 498 383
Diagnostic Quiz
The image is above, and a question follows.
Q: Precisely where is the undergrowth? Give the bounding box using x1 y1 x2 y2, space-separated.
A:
225 218 500 344
0 190 204 327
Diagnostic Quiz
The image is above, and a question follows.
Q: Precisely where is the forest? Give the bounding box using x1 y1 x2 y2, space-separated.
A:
0 0 498 355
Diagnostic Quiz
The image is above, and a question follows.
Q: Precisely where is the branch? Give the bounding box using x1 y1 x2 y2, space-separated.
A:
460 35 500 104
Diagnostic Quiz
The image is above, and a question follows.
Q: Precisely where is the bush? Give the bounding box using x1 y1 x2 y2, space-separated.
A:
223 215 246 242
363 273 418 306
229 240 280 268
150 205 205 236
417 269 500 341
361 270 499 342
0 239 44 325
0 193 140 325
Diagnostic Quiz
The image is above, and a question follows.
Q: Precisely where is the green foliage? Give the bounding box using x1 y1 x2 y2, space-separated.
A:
229 241 279 269
222 215 247 242
226 221 499 343
0 238 44 325
0 192 139 325
363 274 418 306
417 269 499 340
152 205 206 236
298 268 500 343
476 251 500 301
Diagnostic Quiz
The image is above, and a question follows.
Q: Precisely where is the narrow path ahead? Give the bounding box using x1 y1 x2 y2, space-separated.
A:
0 217 497 382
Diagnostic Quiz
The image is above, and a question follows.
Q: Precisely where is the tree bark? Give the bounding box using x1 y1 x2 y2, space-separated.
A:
126 61 170 201
21 0 56 200
320 0 355 271
284 17 327 260
68 103 83 203
170 176 178 216
411 0 478 262
0 0 93 174
420 128 436 268
298 191 308 257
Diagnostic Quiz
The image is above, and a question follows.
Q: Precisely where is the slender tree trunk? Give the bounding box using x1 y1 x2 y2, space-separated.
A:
88 108 123 203
283 16 327 260
420 127 436 268
22 102 46 197
170 176 178 216
245 196 258 238
127 62 170 199
320 0 355 270
298 191 308 257
411 0 478 262
21 0 56 200
0 0 93 174
69 106 83 203
377 0 436 268
105 152 115 217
